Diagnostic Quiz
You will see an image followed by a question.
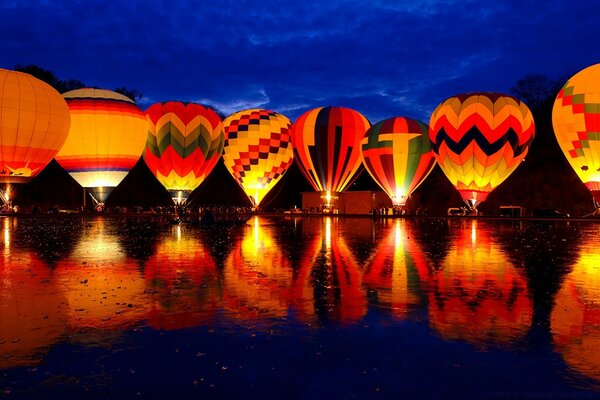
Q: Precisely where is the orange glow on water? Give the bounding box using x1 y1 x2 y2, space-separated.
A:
222 216 293 323
291 217 367 324
0 249 66 368
552 231 600 381
361 219 423 318
54 218 148 330
144 225 219 330
424 220 532 346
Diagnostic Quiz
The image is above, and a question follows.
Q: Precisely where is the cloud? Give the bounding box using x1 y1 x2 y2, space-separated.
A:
2 0 600 124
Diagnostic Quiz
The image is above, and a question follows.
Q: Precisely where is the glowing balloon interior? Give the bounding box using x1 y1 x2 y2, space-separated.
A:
429 92 535 209
0 68 71 202
144 101 225 205
55 88 147 203
222 109 293 206
361 117 436 206
291 106 370 201
552 63 600 207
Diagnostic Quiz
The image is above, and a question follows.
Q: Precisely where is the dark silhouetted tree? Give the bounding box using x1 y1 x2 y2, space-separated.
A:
114 86 143 103
510 74 563 111
14 64 85 93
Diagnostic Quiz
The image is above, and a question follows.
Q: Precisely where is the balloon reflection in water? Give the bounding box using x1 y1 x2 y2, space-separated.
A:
552 231 600 381
223 217 293 323
422 220 532 345
0 218 67 368
144 224 220 330
292 217 366 324
362 219 424 318
54 218 148 330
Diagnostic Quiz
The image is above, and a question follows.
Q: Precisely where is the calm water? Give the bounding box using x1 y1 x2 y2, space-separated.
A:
1 215 600 399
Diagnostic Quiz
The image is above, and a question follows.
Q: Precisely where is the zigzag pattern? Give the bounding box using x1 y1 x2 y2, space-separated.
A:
144 102 224 192
431 126 533 158
429 93 535 204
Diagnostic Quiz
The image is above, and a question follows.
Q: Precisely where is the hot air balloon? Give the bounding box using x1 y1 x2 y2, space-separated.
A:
144 102 224 205
291 106 370 210
361 116 436 207
55 88 147 206
429 92 535 212
552 63 600 210
0 68 71 204
222 109 293 206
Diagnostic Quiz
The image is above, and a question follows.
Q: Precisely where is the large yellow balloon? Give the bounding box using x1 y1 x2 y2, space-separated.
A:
222 109 293 206
0 68 70 186
553 63 600 206
55 88 147 202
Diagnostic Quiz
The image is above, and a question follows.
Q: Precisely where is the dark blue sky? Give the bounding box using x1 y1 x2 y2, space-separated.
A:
1 0 598 122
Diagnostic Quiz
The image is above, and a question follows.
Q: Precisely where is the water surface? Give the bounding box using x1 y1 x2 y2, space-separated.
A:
1 216 599 398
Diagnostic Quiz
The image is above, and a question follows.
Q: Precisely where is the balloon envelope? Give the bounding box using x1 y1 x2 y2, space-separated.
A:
429 92 535 207
0 68 70 185
144 102 224 205
291 106 370 194
222 109 293 206
552 63 600 205
55 88 147 203
361 117 436 206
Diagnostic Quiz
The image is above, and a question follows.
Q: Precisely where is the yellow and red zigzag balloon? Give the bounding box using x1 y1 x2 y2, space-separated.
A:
429 92 534 206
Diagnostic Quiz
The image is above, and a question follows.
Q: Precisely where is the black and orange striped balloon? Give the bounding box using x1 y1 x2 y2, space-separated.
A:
291 106 370 194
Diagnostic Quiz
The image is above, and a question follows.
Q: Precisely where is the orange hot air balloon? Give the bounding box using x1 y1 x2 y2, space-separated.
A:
291 107 370 209
361 117 436 207
222 109 293 206
429 93 535 211
55 88 147 204
144 102 225 205
0 68 70 202
552 63 600 209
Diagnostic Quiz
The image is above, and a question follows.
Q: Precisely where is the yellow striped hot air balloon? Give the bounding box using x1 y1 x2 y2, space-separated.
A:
55 88 147 204
0 68 71 203
429 92 535 211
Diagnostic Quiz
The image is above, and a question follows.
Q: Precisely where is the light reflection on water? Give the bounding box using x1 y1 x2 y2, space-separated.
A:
1 215 600 396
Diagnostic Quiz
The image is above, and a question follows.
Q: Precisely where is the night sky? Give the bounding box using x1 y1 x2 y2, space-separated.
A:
2 1 599 122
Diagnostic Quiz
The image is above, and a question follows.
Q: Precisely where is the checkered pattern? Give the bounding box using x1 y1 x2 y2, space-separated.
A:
223 109 293 205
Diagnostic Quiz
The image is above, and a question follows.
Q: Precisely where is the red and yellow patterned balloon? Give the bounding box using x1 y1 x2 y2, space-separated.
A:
429 92 535 208
144 102 224 205
553 63 600 205
222 109 293 206
361 117 436 206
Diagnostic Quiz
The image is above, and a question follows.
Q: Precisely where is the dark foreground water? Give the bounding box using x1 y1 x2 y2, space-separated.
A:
1 215 600 399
